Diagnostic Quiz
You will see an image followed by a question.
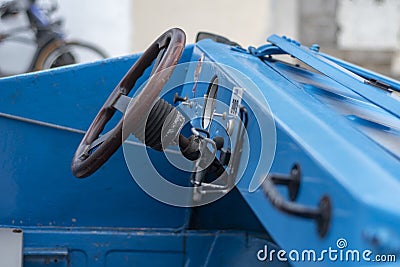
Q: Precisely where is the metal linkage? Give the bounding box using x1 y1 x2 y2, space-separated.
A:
0 112 85 135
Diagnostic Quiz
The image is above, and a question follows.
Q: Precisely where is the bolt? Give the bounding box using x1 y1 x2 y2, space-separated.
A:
310 44 320 52
173 92 188 104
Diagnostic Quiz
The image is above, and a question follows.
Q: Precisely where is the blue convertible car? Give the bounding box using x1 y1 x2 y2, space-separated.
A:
0 28 399 266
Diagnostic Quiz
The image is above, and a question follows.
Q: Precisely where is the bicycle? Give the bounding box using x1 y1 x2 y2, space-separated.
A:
0 0 108 77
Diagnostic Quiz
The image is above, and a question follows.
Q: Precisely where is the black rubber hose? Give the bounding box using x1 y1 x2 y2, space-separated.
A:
131 98 189 152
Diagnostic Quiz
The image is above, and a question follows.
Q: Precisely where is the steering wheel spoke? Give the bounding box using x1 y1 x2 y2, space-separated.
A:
112 94 132 114
150 47 166 77
88 130 114 151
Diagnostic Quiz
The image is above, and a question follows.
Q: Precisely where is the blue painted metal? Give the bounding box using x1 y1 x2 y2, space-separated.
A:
232 43 285 57
0 43 281 266
193 38 400 266
1 32 400 266
267 34 400 119
0 55 188 229
320 52 400 92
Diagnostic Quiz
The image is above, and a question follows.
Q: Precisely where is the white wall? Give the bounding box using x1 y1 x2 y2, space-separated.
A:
266 0 298 41
337 0 400 50
58 0 133 56
131 0 270 52
130 0 300 53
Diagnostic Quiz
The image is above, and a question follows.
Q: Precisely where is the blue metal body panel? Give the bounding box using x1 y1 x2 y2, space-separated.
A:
184 39 400 265
1 33 399 266
0 54 188 229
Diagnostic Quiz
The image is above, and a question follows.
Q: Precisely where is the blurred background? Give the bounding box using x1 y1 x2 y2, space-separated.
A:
1 0 400 78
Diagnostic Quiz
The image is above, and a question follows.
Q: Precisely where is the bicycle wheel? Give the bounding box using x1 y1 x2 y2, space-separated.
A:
34 40 108 70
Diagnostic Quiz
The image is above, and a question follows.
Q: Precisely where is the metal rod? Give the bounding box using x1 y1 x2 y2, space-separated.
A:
0 112 86 135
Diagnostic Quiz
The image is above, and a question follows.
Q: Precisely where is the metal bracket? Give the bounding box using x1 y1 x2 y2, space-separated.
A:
112 94 131 113
0 228 23 267
262 165 331 238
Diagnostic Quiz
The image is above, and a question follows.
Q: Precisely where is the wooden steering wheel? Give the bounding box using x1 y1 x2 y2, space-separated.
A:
71 28 186 178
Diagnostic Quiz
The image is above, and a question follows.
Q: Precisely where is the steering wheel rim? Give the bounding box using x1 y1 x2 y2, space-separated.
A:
71 28 186 178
